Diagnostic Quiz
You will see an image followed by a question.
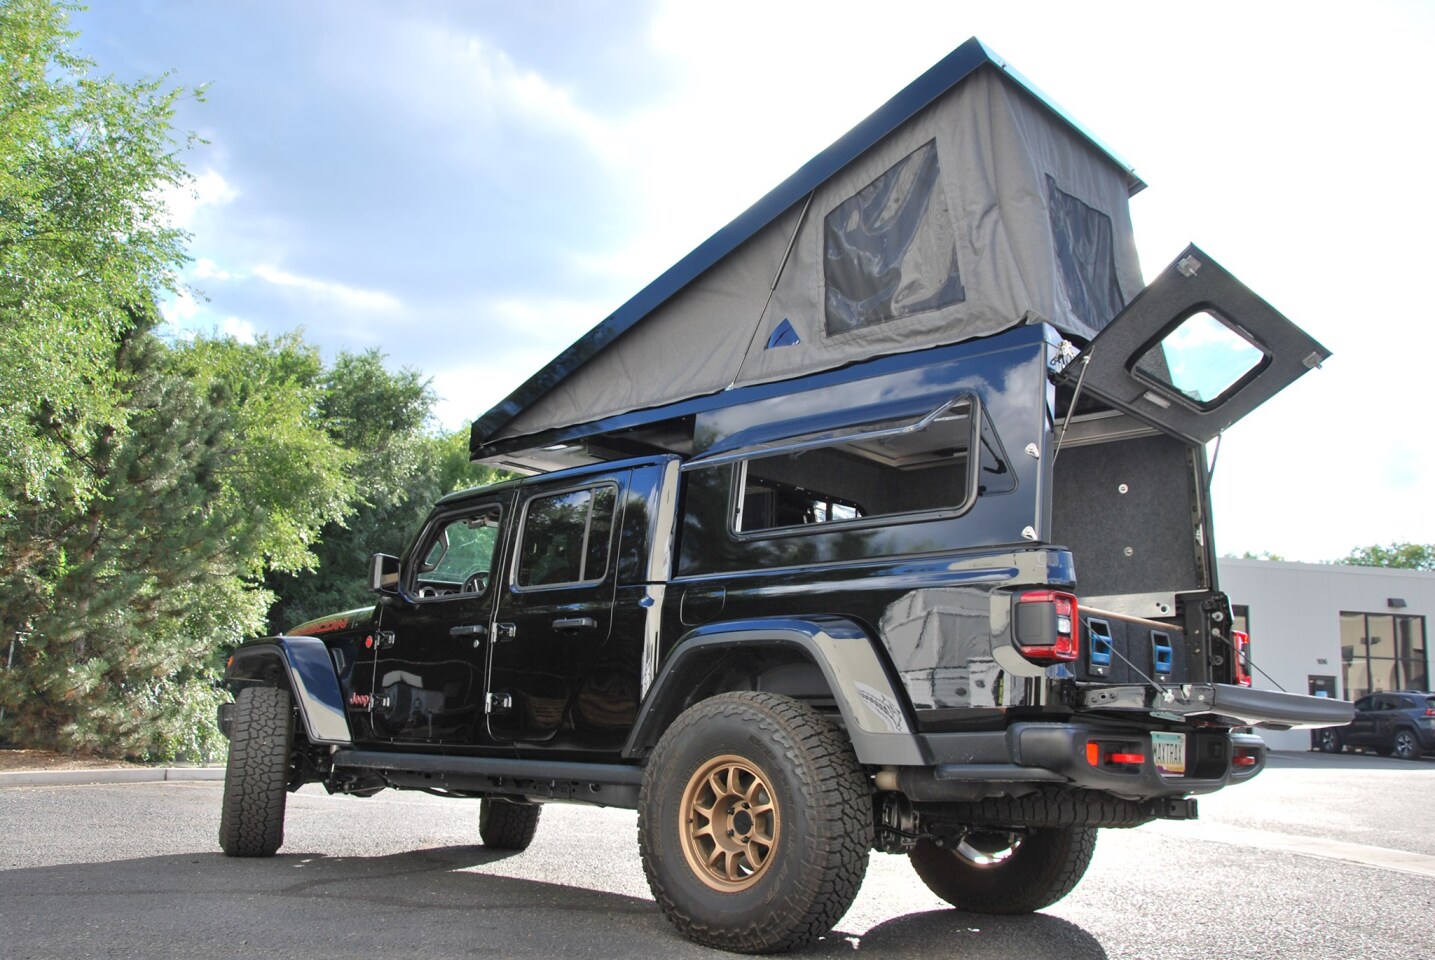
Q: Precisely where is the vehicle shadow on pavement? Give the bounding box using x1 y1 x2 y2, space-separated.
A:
825 911 1107 958
1 845 1106 959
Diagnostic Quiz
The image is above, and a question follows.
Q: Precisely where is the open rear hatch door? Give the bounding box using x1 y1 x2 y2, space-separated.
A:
1061 244 1330 444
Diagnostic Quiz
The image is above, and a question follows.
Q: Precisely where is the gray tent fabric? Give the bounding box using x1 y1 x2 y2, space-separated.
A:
480 49 1142 457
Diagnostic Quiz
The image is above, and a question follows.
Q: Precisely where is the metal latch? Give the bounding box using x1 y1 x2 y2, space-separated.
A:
486 692 513 714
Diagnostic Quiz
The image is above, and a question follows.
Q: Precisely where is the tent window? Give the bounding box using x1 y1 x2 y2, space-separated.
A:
735 396 977 534
823 140 964 337
1047 175 1125 331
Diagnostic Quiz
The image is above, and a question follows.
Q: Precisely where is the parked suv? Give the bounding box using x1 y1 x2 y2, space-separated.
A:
1316 692 1435 760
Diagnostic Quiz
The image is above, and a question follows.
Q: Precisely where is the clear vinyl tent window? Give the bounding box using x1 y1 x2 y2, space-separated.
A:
1046 175 1125 330
823 139 964 336
730 396 982 535
1132 310 1268 409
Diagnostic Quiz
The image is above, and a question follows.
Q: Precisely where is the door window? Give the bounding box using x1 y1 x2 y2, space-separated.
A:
413 505 502 599
515 485 617 588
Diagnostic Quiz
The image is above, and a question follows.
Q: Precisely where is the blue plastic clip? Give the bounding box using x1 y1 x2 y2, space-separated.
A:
1151 631 1174 676
1087 619 1113 674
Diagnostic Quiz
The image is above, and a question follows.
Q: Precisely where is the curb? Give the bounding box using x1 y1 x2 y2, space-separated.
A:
0 766 226 787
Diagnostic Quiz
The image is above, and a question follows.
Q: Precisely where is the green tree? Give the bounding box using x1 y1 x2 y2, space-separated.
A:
0 322 358 759
0 0 195 516
264 352 509 632
1341 542 1435 572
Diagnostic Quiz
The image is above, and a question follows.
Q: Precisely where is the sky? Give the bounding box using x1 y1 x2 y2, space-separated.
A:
72 0 1435 563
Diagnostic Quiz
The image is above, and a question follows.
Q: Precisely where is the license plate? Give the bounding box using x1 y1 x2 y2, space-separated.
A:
1152 732 1187 776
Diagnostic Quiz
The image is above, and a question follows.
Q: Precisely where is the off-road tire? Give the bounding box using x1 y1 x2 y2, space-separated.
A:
909 826 1096 914
1315 728 1343 753
638 691 872 954
479 798 542 850
1392 729 1421 761
218 686 293 857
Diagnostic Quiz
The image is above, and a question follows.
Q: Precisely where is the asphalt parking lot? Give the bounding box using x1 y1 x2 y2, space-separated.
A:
1 751 1431 959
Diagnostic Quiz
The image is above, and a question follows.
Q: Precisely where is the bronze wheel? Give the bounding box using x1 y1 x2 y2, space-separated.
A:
678 754 781 892
638 691 873 953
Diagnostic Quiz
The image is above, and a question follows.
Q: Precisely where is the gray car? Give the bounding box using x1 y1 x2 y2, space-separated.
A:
1316 691 1435 760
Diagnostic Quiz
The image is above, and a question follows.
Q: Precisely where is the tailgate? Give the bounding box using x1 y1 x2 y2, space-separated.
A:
1081 682 1355 730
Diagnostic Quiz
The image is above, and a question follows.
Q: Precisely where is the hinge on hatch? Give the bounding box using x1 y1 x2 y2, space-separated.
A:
1048 339 1081 375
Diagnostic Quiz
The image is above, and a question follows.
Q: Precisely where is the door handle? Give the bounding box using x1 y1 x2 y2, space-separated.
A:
449 624 487 638
552 617 597 631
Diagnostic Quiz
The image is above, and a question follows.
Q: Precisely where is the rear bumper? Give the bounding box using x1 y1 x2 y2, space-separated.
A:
899 721 1267 802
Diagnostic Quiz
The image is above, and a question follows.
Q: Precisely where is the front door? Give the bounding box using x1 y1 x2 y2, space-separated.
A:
1061 244 1331 444
487 474 625 743
367 494 512 744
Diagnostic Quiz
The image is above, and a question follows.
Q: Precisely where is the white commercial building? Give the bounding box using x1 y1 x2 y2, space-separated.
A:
1216 558 1433 751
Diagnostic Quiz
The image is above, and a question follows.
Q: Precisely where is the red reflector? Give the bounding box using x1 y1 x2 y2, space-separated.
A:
365 635 374 649
1232 629 1252 687
1086 742 1100 766
1233 754 1258 767
1110 753 1145 765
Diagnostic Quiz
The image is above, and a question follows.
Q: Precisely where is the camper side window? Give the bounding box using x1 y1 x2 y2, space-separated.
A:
734 397 978 534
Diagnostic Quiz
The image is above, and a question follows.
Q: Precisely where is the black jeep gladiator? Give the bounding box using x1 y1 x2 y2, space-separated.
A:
216 39 1351 955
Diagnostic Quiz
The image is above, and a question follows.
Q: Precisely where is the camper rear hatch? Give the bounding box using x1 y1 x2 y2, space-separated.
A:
1059 244 1330 444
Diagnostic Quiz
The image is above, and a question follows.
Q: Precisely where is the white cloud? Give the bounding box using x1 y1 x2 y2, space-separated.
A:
193 258 233 281
220 316 257 343
159 289 201 326
159 169 239 230
252 265 402 313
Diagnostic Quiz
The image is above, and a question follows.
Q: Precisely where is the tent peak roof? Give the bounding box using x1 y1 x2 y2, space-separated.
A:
471 36 1144 459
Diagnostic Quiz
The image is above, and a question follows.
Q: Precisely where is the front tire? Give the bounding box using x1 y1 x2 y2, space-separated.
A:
638 692 872 954
479 798 542 850
909 826 1096 914
218 686 293 857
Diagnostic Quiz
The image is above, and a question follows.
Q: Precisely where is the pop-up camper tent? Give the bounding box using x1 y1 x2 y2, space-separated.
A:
471 38 1146 471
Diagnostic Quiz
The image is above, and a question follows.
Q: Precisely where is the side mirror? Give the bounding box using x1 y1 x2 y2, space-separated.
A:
369 553 400 594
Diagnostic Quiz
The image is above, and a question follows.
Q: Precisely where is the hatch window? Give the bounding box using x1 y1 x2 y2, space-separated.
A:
1132 310 1267 408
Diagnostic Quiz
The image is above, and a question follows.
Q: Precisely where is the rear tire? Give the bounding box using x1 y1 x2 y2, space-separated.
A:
218 686 293 857
1315 728 1343 753
1392 729 1421 761
638 692 872 954
909 826 1096 914
479 798 542 850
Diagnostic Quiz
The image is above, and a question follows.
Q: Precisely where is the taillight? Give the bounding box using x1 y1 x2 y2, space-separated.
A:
1015 590 1079 662
1232 629 1252 687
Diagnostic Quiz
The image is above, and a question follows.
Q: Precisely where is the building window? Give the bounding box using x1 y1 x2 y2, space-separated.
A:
1339 611 1428 700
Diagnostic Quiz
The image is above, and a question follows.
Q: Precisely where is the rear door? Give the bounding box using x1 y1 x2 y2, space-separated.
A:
1059 244 1330 444
486 471 626 743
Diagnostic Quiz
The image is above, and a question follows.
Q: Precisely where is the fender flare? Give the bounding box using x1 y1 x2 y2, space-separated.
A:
622 616 926 766
226 636 352 745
